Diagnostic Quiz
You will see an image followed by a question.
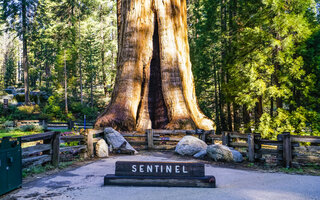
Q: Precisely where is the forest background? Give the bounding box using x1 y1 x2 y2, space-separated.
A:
0 0 320 139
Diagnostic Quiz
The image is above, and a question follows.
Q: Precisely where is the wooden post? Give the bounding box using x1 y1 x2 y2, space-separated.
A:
86 130 94 158
51 132 60 167
201 132 206 142
42 120 47 130
248 133 255 162
68 121 74 130
147 129 154 150
282 132 292 168
222 132 230 146
3 99 8 111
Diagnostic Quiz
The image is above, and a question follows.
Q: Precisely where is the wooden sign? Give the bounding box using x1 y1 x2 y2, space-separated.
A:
115 161 204 177
104 161 216 188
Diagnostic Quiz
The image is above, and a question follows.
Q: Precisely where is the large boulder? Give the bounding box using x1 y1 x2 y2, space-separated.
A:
207 144 233 162
95 139 109 158
175 136 207 156
104 127 138 154
231 150 243 163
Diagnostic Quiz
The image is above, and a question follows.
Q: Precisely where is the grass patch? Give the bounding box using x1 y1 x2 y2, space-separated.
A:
0 128 72 138
22 160 78 178
280 167 304 174
279 164 320 175
0 130 41 138
49 129 71 132
247 163 255 167
22 164 55 178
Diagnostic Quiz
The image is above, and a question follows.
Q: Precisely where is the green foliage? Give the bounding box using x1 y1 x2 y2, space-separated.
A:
189 0 320 137
0 117 7 123
258 107 320 139
19 124 44 132
0 104 40 120
42 93 98 121
70 102 98 121
43 94 68 121
22 164 55 178
3 121 14 127
1 0 319 138
3 44 17 87
0 129 43 138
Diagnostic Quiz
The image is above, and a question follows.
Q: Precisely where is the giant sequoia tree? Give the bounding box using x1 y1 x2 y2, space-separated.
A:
95 0 214 131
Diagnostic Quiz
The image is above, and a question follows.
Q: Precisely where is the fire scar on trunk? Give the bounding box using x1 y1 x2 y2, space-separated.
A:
95 0 214 131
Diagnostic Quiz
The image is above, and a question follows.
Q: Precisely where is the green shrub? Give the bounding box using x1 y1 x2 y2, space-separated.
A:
5 105 40 120
4 121 14 127
70 102 98 121
34 125 44 132
19 125 44 132
14 93 25 102
258 107 320 139
19 125 35 132
0 116 7 123
17 105 40 114
4 127 14 132
43 94 64 120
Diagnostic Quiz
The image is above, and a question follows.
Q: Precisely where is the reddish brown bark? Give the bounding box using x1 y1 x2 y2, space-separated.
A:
95 0 214 131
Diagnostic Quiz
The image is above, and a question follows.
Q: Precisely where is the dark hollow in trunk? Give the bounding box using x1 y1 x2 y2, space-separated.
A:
148 17 169 129
95 0 215 131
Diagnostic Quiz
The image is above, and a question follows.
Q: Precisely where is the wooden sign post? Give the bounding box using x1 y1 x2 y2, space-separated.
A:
104 161 216 188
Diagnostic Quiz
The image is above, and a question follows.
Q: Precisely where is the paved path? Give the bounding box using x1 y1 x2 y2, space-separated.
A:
4 152 320 200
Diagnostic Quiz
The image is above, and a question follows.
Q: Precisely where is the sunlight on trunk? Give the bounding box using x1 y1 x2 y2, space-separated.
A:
95 0 214 131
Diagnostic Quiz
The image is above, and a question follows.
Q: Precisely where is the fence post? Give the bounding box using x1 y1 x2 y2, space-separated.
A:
248 133 255 162
42 120 47 130
147 129 154 150
86 130 94 158
51 132 60 167
222 132 230 146
282 132 292 168
68 120 71 129
201 132 206 142
68 121 74 130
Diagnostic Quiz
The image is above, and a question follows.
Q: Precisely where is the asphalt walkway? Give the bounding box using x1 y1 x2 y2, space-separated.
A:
4 152 320 200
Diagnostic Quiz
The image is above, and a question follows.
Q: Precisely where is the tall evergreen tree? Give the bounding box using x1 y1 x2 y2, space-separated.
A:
1 0 39 104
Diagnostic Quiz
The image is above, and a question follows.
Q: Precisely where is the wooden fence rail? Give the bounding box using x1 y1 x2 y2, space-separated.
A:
21 131 58 168
13 128 320 169
142 129 320 167
210 131 320 167
20 131 93 169
14 120 94 130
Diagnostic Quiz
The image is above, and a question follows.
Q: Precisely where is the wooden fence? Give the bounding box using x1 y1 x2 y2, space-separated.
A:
146 129 213 150
16 129 320 169
209 132 320 167
87 129 213 151
15 120 46 127
14 120 94 130
21 132 60 168
86 129 320 168
21 131 89 168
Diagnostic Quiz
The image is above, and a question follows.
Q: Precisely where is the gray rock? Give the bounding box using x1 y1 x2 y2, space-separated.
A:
175 136 207 156
104 127 138 154
95 139 109 158
207 144 233 162
193 149 207 158
231 150 243 163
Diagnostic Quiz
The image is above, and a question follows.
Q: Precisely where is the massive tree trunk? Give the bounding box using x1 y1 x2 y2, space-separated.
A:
95 0 214 131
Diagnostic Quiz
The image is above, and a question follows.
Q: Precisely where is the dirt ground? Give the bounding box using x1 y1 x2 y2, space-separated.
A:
2 151 320 200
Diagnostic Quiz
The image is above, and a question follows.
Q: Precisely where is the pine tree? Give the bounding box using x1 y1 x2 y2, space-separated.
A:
1 0 39 104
